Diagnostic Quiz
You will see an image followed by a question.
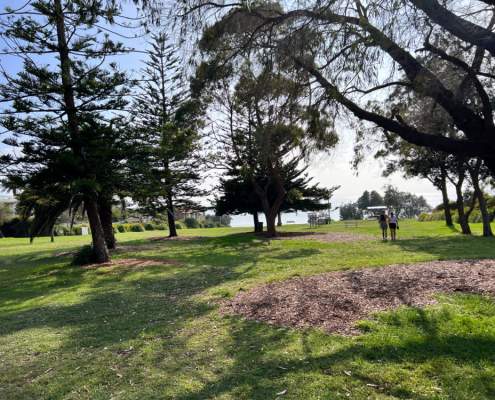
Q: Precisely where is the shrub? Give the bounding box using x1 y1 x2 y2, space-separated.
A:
116 224 126 233
0 217 31 237
72 245 96 266
175 222 183 229
129 223 145 232
155 224 166 230
184 218 199 229
144 223 155 231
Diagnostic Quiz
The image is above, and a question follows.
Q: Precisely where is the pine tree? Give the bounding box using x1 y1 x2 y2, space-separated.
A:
0 0 131 262
130 32 203 237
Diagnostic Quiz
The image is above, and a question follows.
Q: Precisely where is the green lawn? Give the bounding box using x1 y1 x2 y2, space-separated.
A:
1 220 495 399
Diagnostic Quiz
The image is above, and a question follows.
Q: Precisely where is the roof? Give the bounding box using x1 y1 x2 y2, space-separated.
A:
366 206 388 210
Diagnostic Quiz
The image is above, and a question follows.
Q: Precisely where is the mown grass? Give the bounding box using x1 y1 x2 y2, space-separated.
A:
1 220 495 399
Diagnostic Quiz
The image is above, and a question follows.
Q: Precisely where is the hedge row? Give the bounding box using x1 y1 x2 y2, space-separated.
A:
113 223 167 233
418 209 490 223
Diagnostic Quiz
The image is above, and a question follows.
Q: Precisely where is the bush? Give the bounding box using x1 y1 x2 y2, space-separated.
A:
0 217 31 237
129 223 145 232
175 222 183 229
184 217 200 229
72 245 96 266
155 224 166 230
144 223 155 231
115 224 126 233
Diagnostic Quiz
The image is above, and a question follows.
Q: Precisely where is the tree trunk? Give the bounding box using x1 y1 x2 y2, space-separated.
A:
85 197 110 263
454 181 471 235
253 212 261 233
277 212 282 227
98 196 116 250
167 194 178 237
440 177 453 227
265 210 278 237
473 180 493 237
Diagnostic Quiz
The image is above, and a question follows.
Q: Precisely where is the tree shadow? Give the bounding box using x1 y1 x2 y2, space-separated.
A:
169 299 495 400
388 235 495 261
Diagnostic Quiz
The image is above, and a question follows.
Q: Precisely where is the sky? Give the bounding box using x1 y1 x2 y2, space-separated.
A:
0 0 447 221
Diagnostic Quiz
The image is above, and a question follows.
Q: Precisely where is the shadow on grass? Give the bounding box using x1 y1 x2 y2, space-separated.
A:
170 299 495 400
388 234 495 261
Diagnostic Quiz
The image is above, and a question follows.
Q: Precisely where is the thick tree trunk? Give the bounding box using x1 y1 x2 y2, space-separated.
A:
98 196 116 250
277 212 282 227
253 212 261 233
473 182 493 237
454 181 471 235
85 197 110 263
167 194 178 237
265 210 278 237
440 178 453 227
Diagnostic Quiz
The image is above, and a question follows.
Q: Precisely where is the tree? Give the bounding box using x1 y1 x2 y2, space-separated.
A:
200 58 337 237
130 32 203 237
356 191 370 211
339 203 362 220
171 1 495 177
369 191 384 207
383 185 431 219
215 162 338 232
0 0 132 262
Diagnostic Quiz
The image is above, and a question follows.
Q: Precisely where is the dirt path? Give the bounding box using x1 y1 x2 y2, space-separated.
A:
222 259 495 335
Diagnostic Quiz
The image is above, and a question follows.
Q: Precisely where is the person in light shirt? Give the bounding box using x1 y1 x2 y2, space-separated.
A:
388 212 399 241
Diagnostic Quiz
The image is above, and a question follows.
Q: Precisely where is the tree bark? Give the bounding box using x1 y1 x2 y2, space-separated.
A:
469 168 493 237
439 175 453 227
454 178 471 235
98 196 116 249
85 196 110 263
166 193 178 237
277 212 282 227
253 211 261 233
266 210 278 237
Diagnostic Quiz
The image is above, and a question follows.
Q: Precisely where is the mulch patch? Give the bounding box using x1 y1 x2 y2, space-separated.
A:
261 231 373 243
148 236 204 242
222 259 495 335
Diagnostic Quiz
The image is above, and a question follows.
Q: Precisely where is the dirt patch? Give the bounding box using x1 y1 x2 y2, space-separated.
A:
222 259 495 335
148 236 204 242
262 231 373 243
82 257 180 272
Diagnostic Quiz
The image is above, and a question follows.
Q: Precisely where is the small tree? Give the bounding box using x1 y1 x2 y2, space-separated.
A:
130 32 203 237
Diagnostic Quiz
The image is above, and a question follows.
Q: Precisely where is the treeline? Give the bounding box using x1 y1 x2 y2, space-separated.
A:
0 1 335 263
339 187 430 220
2 0 495 263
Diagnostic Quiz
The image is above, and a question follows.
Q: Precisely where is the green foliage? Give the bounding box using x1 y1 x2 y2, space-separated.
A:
144 223 155 231
116 224 126 233
71 245 96 266
175 222 184 229
184 218 200 229
129 224 145 232
339 203 363 220
0 217 31 237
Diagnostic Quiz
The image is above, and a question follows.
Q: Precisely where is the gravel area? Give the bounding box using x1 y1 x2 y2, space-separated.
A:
222 259 495 335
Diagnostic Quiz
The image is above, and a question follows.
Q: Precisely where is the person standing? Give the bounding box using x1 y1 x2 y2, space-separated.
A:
378 212 388 240
389 212 399 241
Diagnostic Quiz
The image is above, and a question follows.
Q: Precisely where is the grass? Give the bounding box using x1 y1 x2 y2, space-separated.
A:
1 220 495 399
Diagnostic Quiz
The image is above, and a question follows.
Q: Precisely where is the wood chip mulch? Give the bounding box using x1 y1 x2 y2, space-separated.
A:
148 236 204 242
258 231 373 243
222 259 495 335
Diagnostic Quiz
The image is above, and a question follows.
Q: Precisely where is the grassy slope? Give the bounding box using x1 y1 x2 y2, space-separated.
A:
1 220 495 399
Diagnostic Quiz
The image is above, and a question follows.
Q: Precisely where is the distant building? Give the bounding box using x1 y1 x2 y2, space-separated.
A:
364 206 389 219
